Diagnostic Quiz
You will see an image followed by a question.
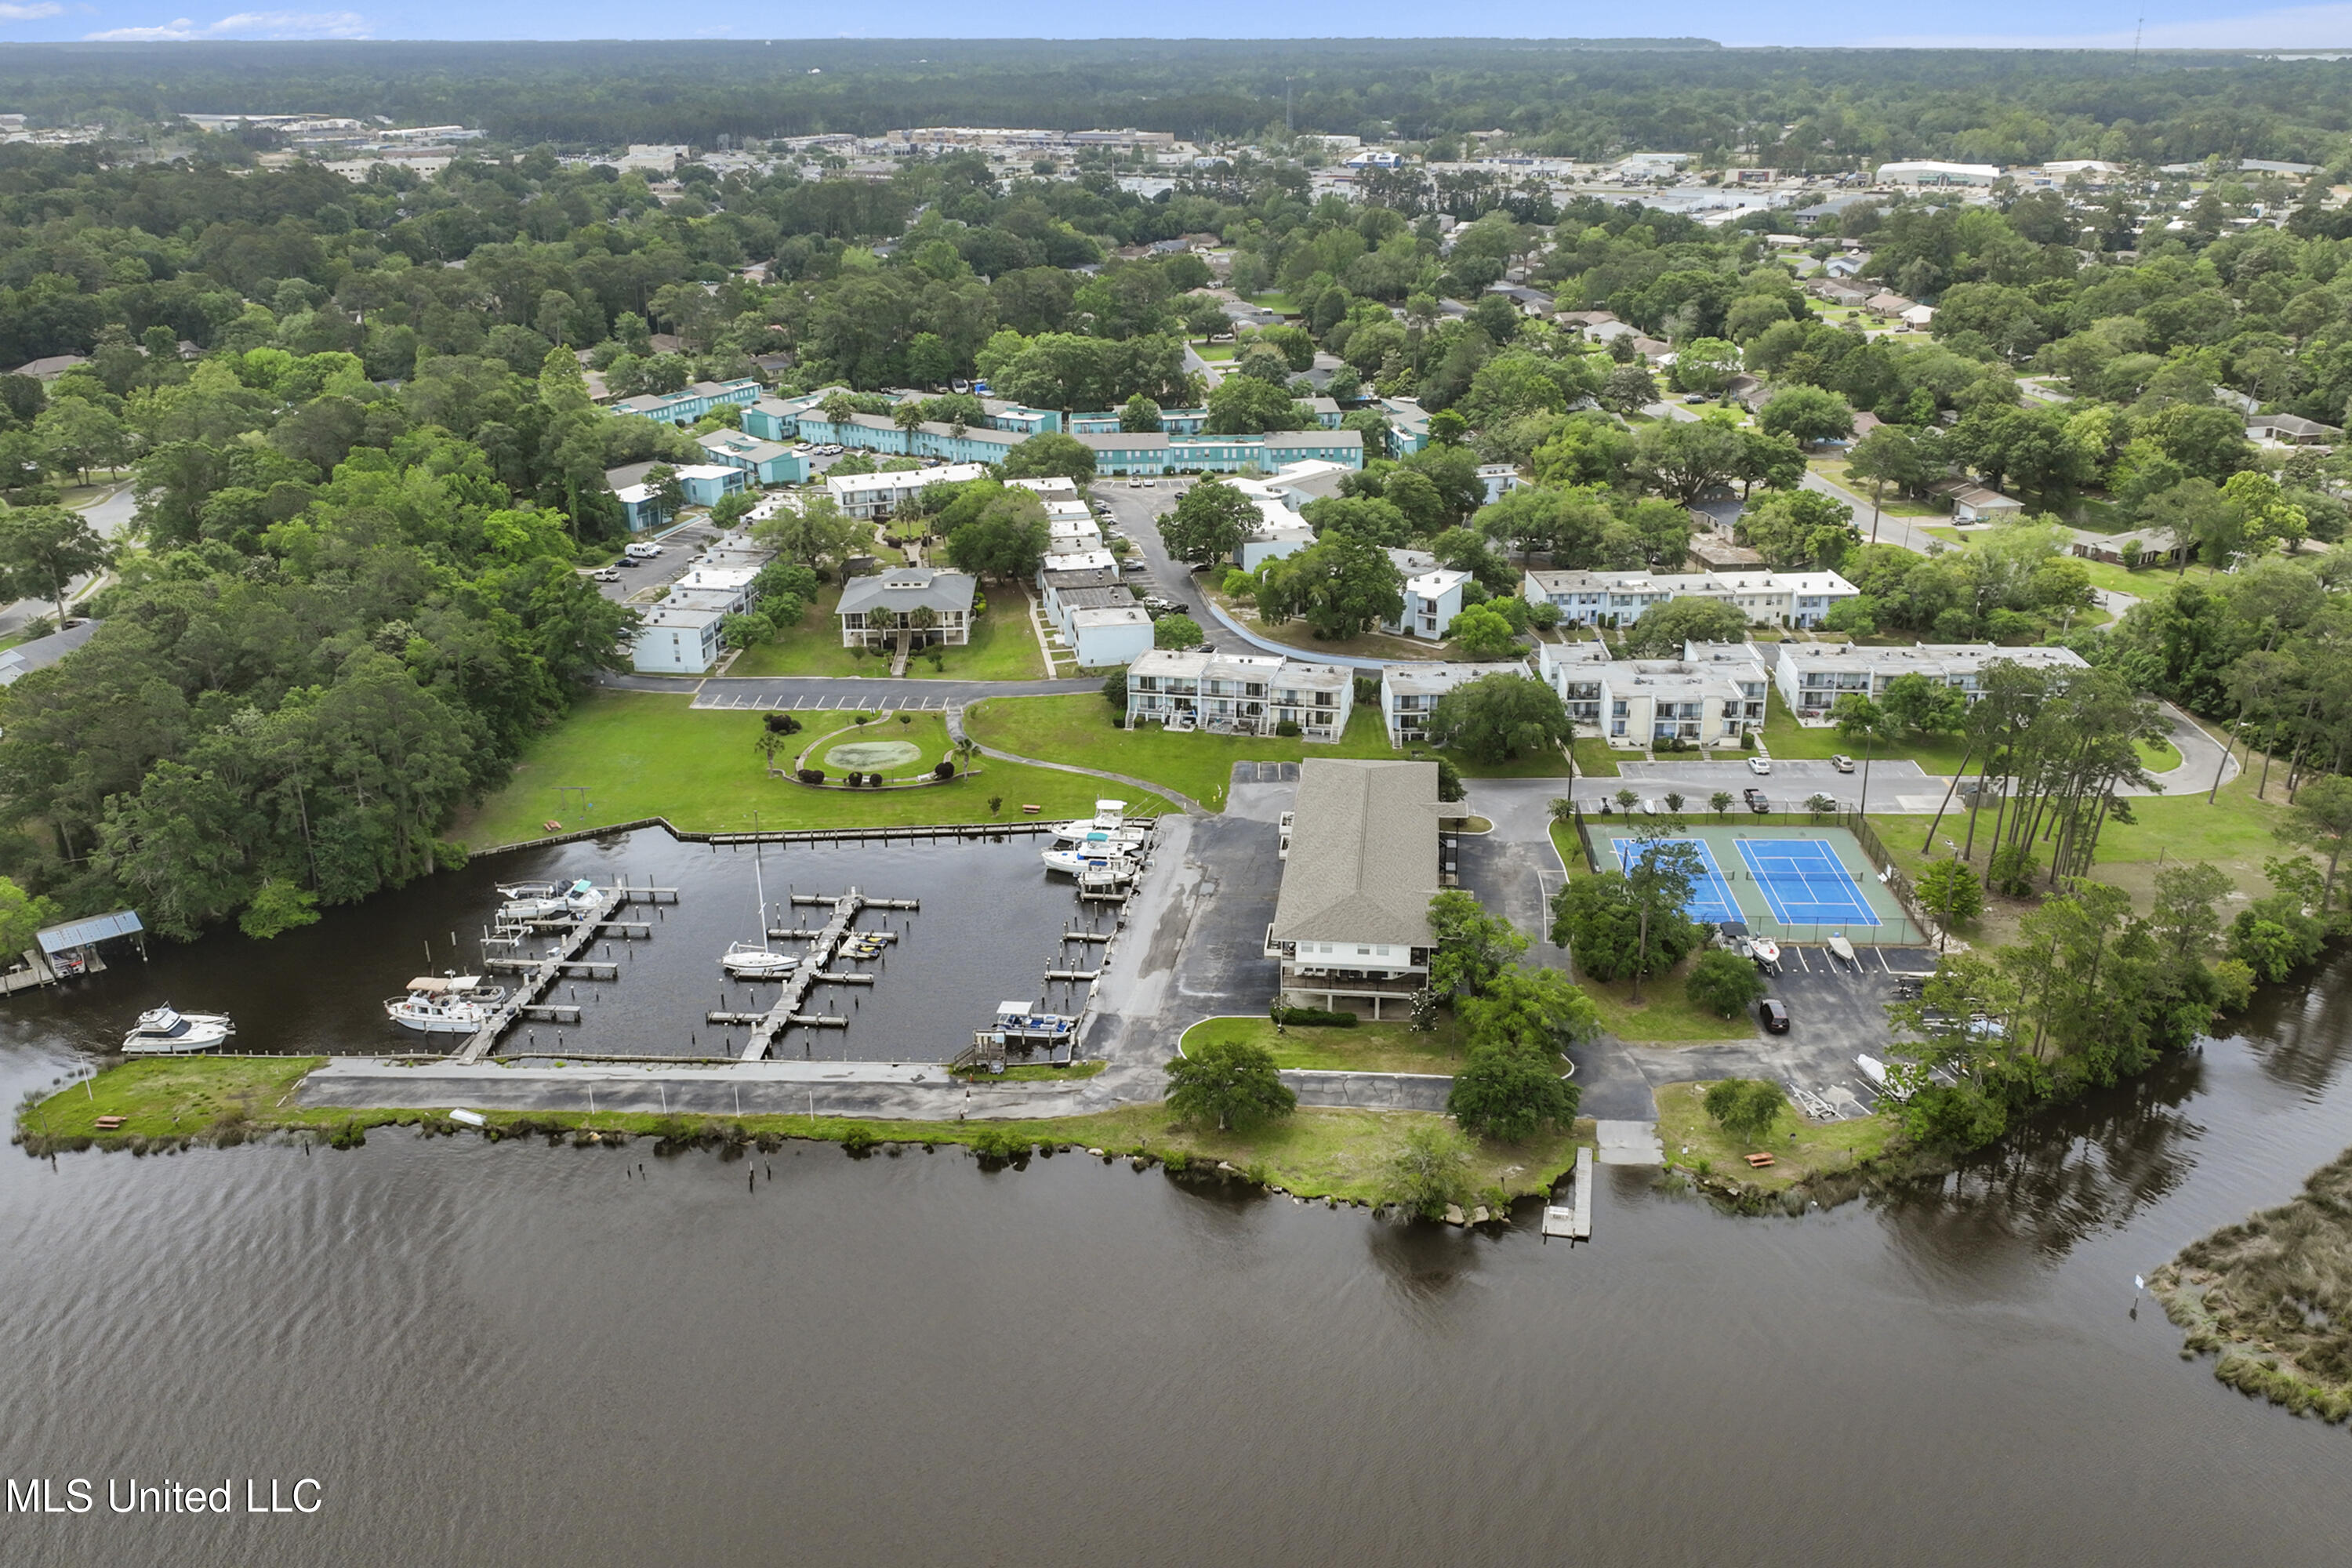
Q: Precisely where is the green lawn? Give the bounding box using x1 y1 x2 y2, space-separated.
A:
728 583 876 678
730 587 1041 681
968 694 1399 809
1761 690 1972 772
1577 960 1762 1043
2074 558 2217 600
1569 738 1621 777
452 691 1173 848
1191 340 1236 362
1654 1080 1900 1192
905 598 1045 681
1809 459 1943 517
1183 1014 1473 1076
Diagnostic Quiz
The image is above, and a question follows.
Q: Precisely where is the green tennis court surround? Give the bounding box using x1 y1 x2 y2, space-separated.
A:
1594 823 1918 944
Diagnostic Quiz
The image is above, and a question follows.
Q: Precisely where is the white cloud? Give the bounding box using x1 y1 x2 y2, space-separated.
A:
0 2 67 17
1858 3 2352 48
84 9 367 38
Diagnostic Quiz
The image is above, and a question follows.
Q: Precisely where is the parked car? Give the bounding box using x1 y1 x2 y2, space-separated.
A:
1759 998 1791 1034
1123 558 1149 573
614 556 640 568
1747 756 1772 775
625 542 662 559
1831 754 1856 773
1744 787 1769 812
590 567 621 583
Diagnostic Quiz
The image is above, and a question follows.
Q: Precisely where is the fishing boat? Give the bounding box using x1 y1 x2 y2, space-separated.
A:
1748 937 1781 972
1041 844 1136 877
385 975 506 1035
720 838 797 979
121 1004 235 1055
1048 799 1145 848
495 877 602 923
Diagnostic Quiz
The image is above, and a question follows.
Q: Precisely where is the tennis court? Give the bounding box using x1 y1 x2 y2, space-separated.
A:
1609 837 1739 924
1736 837 1882 927
1590 823 1916 942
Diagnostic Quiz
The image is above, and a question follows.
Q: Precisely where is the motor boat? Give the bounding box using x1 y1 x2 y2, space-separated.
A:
1048 800 1144 848
1041 844 1136 877
495 877 602 923
1748 937 1781 973
721 942 799 980
1857 1054 1914 1102
121 1005 235 1055
385 975 506 1035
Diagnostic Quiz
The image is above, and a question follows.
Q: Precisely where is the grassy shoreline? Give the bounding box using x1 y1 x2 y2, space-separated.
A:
14 1056 1588 1207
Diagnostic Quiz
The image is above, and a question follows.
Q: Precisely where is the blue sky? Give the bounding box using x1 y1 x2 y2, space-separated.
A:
1 2 2350 49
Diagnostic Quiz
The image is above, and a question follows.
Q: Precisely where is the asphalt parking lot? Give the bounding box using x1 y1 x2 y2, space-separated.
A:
587 519 720 606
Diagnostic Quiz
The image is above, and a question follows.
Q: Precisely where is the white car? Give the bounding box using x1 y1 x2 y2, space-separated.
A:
1748 756 1771 775
590 567 621 583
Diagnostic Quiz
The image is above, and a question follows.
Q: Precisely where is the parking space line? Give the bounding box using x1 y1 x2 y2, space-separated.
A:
1795 946 1811 972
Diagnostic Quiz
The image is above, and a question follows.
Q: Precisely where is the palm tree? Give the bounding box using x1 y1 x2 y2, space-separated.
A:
1710 789 1733 822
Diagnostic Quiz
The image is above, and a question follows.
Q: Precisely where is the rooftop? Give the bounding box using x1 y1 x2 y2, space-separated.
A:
1269 760 1446 949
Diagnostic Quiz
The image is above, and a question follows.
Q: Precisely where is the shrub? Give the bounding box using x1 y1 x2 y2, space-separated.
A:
1271 1006 1357 1027
763 711 802 735
1275 719 1301 737
797 768 824 784
840 1126 878 1156
1379 1123 1475 1218
933 759 955 779
1686 947 1768 1018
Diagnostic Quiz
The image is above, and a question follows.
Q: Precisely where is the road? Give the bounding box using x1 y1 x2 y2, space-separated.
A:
601 673 1105 710
0 481 136 637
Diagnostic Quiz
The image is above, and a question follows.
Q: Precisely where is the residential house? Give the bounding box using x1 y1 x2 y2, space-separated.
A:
1123 648 1353 741
1929 478 2027 523
2249 413 2341 446
1475 463 1521 504
1263 759 1447 1018
2071 526 2188 568
834 567 978 650
1381 661 1532 747
1863 292 1916 318
1773 641 2090 722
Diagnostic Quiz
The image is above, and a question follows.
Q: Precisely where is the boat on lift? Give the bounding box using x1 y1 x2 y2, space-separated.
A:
121 1004 236 1055
720 837 798 979
1048 799 1145 848
1041 844 1137 877
384 975 507 1035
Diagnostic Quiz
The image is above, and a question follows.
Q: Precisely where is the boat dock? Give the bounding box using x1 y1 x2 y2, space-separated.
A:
454 884 676 1063
736 887 916 1062
1543 1147 1595 1242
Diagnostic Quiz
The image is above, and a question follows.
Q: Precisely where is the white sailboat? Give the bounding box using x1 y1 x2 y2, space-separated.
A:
121 1004 235 1055
385 975 507 1035
721 838 797 979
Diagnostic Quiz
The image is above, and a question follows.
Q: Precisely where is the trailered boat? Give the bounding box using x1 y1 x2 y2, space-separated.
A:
385 975 507 1034
121 1005 235 1055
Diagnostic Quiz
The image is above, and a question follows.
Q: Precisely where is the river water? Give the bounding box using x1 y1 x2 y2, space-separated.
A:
4 891 2352 1563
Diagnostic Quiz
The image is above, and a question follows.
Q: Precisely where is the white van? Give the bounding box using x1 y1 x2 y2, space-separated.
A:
624 542 662 559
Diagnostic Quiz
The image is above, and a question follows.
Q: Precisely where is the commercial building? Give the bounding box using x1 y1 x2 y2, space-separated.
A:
1875 161 2002 187
1773 641 2091 722
1263 759 1447 1018
1380 661 1532 748
1520 567 1860 630
1123 648 1354 742
835 568 978 652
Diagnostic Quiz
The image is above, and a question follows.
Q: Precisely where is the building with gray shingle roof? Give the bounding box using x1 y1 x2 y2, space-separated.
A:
1266 759 1448 1015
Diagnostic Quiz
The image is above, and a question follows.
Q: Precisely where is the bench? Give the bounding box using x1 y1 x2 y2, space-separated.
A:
1744 1152 1776 1168
93 1115 125 1131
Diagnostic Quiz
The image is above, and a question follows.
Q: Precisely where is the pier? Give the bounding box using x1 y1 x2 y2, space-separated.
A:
1542 1147 1595 1242
737 887 916 1062
454 885 677 1063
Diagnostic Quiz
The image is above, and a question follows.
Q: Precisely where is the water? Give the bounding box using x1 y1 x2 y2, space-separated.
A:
14 829 1102 1063
5 918 2352 1563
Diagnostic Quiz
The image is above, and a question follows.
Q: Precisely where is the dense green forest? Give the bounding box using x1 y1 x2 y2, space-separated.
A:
6 42 2352 167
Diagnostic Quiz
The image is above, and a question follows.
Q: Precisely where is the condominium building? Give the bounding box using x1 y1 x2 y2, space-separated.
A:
1074 429 1365 476
1380 661 1532 748
1262 759 1448 1018
1124 648 1354 742
1773 641 2091 722
1520 567 1860 630
834 568 978 651
1533 637 1769 748
826 463 992 519
1534 639 1613 727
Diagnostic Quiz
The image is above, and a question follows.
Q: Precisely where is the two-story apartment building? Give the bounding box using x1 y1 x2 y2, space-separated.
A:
1520 567 1859 630
1774 641 2090 721
1601 654 1769 749
1264 759 1446 1018
834 568 978 651
826 463 992 519
609 378 760 426
1073 429 1366 476
1381 661 1532 748
695 428 807 486
1124 648 1353 742
1387 562 1469 641
1534 639 1613 728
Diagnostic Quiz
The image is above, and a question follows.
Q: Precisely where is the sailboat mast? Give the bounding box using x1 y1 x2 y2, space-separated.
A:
753 837 770 953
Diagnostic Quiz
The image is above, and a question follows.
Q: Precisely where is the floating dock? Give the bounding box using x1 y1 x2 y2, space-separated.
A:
1542 1147 1595 1242
454 885 676 1063
736 887 916 1062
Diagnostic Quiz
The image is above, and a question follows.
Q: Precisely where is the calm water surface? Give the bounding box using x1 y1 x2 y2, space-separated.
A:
3 880 2352 1565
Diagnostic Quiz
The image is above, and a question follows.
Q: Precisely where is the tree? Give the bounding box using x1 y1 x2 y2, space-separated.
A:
1686 946 1767 1018
1846 424 1927 544
1426 887 1529 996
1118 394 1163 433
1549 858 1704 991
1448 1028 1584 1142
1880 671 1966 738
1204 374 1307 434
238 878 321 940
1757 385 1855 446
1916 857 1985 934
0 506 113 634
1165 1035 1296 1132
1738 488 1856 571
1380 1122 1475 1218
1710 789 1733 820
1160 477 1257 565
0 875 60 958
2279 774 2352 906
1632 416 1748 505
1702 1078 1788 1145
1832 692 1900 816
1622 596 1749 657
754 495 867 572
1618 829 1708 1000
999 432 1097 483
1448 603 1522 661
1425 673 1573 763
945 489 1051 583
1255 530 1405 639
1152 612 1203 648
1598 361 1660 415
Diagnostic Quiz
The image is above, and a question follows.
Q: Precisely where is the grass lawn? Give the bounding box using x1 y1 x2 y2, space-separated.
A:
1761 690 1971 772
1182 1014 1474 1076
904 600 1045 681
728 584 877 678
1223 602 1452 662
2075 558 2216 600
1577 962 1761 1043
21 1060 1586 1207
1809 459 1943 517
949 1060 1108 1082
1247 292 1298 313
1653 1080 1900 1192
1570 738 1621 777
2140 734 2182 771
968 694 1398 809
451 691 1173 848
1191 340 1236 362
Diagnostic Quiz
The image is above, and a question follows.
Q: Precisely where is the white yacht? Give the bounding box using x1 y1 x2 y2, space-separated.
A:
121 1005 235 1055
720 838 797 979
384 975 506 1035
1041 844 1136 877
496 877 602 923
1048 800 1145 848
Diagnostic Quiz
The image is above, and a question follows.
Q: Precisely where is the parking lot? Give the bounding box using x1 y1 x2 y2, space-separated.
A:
585 519 720 606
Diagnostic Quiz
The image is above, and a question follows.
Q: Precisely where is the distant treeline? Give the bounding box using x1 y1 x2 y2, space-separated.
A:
5 42 2352 167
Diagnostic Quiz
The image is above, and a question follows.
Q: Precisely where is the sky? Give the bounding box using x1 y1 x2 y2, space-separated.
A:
1 0 2350 49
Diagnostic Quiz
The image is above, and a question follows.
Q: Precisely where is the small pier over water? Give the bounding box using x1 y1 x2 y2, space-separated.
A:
1543 1146 1595 1243
735 887 916 1062
455 884 677 1063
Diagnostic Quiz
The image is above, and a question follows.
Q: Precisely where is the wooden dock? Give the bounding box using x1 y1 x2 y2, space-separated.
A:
1542 1147 1595 1243
454 885 676 1063
739 887 914 1062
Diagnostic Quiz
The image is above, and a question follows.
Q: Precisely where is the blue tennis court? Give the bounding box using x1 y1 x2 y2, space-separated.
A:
1611 837 1739 924
1736 837 1881 927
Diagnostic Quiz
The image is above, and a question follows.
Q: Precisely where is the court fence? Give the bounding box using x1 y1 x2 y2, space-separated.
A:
1839 810 1935 946
1567 805 1599 873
